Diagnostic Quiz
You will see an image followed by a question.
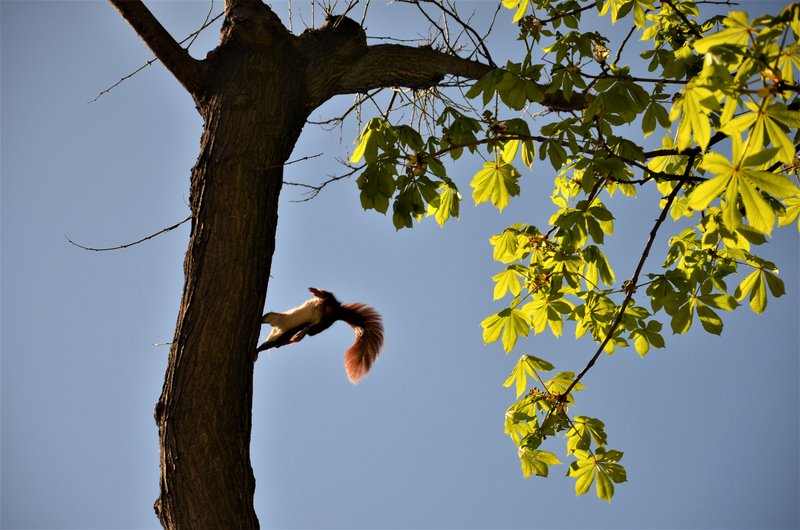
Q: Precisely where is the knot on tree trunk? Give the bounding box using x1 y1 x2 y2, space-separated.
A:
300 15 369 108
220 0 291 46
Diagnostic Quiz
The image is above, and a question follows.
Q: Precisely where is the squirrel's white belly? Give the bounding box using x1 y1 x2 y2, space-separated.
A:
265 298 323 339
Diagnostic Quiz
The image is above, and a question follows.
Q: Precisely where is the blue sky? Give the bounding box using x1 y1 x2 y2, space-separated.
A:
1 1 798 529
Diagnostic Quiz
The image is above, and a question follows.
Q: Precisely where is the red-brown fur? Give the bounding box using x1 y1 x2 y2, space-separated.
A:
339 303 384 384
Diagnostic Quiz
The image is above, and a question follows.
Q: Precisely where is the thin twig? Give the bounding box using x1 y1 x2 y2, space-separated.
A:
184 0 215 50
282 152 324 167
613 25 637 66
661 0 703 39
360 0 371 26
65 214 192 252
307 88 382 127
285 162 365 201
537 2 596 25
431 0 496 66
88 10 224 103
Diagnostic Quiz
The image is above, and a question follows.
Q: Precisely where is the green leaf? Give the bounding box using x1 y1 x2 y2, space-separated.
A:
696 304 723 335
566 416 607 454
528 355 555 371
490 229 522 263
502 139 520 164
426 183 461 227
634 335 649 356
519 447 560 478
778 196 800 228
481 313 505 344
521 140 535 169
471 161 521 211
503 357 529 398
671 83 718 150
736 269 767 313
492 268 523 300
350 129 373 163
503 309 531 352
688 174 731 212
642 102 670 137
718 110 758 137
742 148 780 168
699 293 738 311
503 355 553 398
766 105 800 128
671 303 693 334
693 12 752 54
742 169 799 199
480 308 532 352
568 453 595 497
595 468 615 502
568 448 626 501
764 269 785 298
737 176 775 234
502 0 529 23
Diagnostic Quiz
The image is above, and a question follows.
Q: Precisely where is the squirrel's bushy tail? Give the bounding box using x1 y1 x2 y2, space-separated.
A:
339 303 384 384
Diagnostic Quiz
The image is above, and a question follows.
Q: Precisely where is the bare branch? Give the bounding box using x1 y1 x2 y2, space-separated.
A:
89 58 158 104
108 0 207 95
282 152 324 166
613 24 637 66
65 215 192 252
285 162 365 201
335 44 491 94
307 88 383 127
91 10 224 104
402 0 498 66
184 0 217 49
367 35 429 43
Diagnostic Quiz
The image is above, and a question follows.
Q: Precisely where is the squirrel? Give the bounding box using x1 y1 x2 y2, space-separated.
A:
256 288 384 384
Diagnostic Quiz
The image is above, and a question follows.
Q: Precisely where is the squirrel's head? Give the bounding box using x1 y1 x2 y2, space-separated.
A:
308 287 340 307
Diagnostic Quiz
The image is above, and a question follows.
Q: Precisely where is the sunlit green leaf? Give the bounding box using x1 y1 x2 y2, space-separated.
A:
671 303 693 334
471 161 521 211
519 447 560 478
738 176 775 234
503 355 553 398
481 313 505 344
687 174 731 211
671 83 718 150
696 304 723 335
693 11 753 54
492 268 523 300
350 129 373 163
502 0 529 23
502 309 531 352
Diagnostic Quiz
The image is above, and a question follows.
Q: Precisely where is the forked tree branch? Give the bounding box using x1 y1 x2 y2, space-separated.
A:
108 0 207 96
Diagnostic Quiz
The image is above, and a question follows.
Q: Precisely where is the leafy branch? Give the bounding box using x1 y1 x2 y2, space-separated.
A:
561 159 690 400
329 0 800 502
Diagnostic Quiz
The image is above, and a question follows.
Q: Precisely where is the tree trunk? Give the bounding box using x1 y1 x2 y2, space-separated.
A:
152 4 308 528
107 1 500 527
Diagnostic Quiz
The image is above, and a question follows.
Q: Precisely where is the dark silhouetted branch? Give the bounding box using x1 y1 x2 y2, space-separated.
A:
108 0 207 96
65 215 191 252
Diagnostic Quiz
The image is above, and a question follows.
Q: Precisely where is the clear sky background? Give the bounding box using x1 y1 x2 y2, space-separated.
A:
1 1 798 529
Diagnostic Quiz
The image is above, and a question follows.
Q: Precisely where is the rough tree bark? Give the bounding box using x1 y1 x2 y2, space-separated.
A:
108 0 496 527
